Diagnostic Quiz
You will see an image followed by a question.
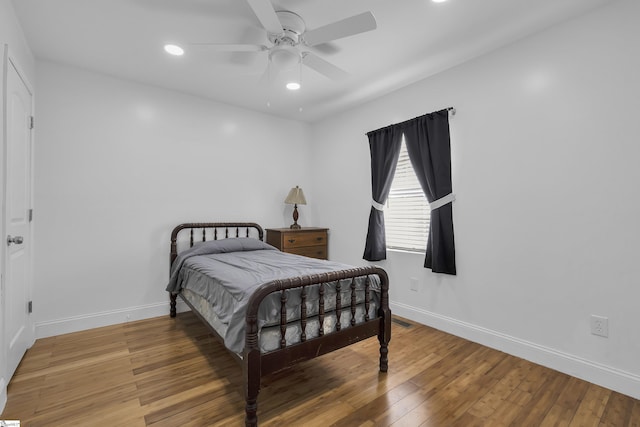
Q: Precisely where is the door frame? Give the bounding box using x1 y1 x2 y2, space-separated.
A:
1 45 36 412
0 42 6 414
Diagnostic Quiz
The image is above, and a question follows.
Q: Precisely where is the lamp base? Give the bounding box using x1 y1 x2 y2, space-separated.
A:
290 204 301 229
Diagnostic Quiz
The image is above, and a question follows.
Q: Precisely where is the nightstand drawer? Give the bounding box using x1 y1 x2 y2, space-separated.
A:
266 227 329 260
281 231 326 249
287 246 328 259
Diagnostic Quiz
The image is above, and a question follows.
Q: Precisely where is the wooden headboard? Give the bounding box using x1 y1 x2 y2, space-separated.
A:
170 222 264 266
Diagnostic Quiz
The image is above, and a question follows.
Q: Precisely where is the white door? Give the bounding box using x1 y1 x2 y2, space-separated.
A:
4 57 34 380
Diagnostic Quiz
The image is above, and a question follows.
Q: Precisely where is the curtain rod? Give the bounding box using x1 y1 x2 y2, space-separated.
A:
366 107 456 136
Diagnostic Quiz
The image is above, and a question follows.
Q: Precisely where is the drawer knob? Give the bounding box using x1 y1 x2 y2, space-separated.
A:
288 239 296 243
316 237 323 241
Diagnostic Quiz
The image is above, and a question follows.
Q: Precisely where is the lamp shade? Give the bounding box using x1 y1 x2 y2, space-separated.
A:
284 186 306 205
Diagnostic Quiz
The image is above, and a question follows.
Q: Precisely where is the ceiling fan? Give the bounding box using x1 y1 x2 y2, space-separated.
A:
192 0 377 89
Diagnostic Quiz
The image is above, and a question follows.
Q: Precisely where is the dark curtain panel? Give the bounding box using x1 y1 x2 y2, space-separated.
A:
362 126 403 261
402 110 456 274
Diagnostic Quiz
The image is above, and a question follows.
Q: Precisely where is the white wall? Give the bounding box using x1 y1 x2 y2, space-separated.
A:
0 0 35 412
0 0 35 80
32 61 315 336
310 0 640 398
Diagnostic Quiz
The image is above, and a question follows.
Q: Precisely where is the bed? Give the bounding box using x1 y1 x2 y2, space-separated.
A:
167 222 391 426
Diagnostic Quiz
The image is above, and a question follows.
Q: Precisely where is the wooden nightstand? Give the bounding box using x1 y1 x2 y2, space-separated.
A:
266 228 328 260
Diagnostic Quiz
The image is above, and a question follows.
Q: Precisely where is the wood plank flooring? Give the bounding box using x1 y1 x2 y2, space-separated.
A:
2 312 639 426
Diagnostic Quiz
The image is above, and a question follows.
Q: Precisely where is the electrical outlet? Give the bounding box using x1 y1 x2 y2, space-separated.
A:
410 277 418 292
590 315 608 337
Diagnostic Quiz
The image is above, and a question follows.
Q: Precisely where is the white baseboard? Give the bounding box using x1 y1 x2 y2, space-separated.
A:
35 300 191 339
391 301 640 400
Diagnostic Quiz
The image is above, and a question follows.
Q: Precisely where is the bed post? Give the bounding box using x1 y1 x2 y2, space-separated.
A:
244 312 261 427
170 229 180 318
170 293 177 318
377 268 391 372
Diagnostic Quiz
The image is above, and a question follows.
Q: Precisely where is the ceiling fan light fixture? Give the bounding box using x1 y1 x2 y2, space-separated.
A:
164 44 184 56
269 44 299 70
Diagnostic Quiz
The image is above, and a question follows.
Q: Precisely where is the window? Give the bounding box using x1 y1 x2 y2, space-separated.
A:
385 137 430 252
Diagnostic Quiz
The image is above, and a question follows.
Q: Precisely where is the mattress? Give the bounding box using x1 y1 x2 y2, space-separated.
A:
181 288 379 354
167 238 381 354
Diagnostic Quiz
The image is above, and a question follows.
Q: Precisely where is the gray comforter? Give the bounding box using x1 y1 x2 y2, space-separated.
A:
167 238 380 353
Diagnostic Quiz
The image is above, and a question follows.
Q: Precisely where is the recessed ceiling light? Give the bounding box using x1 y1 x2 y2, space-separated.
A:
164 44 184 56
432 0 448 3
286 82 301 91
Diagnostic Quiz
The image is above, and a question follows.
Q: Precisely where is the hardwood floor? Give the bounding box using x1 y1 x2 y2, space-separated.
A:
2 312 639 426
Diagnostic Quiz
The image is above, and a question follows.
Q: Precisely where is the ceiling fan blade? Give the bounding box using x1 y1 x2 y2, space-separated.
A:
303 12 377 46
301 52 349 81
190 43 268 53
246 0 284 36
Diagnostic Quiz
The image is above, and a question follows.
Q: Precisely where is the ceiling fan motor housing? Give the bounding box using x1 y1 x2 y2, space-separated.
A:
268 11 306 45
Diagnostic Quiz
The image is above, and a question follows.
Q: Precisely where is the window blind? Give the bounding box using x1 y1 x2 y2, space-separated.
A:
385 139 430 252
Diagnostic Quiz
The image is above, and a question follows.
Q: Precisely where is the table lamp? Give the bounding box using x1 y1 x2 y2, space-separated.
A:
284 186 307 229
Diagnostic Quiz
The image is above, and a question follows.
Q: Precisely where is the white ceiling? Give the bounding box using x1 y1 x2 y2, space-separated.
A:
12 0 612 122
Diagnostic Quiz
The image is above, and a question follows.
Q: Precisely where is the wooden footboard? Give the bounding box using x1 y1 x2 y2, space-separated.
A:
168 223 390 427
243 266 390 426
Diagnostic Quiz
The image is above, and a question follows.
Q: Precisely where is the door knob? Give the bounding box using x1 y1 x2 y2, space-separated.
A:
7 235 24 246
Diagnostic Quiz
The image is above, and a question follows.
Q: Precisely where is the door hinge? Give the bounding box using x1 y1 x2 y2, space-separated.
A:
29 115 34 129
28 300 33 314
29 208 33 222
